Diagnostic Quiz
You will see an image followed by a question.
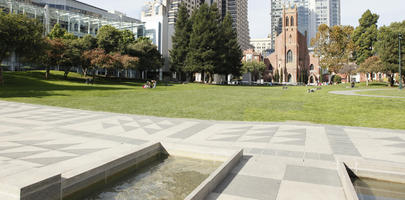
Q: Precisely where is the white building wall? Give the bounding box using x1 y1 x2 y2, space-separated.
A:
142 0 170 77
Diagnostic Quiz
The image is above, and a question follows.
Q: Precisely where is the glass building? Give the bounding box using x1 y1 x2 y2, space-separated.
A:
0 0 146 38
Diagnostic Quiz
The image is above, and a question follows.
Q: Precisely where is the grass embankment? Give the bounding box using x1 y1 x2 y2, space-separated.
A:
1 71 405 129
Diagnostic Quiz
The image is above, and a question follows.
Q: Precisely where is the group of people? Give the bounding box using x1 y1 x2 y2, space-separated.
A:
143 80 157 89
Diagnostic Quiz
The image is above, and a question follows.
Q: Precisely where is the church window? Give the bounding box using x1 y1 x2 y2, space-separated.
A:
287 50 293 63
285 16 289 26
291 16 294 26
310 64 314 70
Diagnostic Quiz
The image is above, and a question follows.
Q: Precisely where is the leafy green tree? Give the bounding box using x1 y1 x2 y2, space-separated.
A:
97 25 122 53
186 3 220 83
242 61 266 81
353 10 379 65
49 23 66 39
217 13 242 77
127 37 163 75
274 68 280 83
0 13 45 82
119 30 135 54
375 21 405 86
170 3 192 80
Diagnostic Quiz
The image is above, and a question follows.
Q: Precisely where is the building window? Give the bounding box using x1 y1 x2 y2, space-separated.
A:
285 16 289 26
310 64 314 70
291 16 294 26
287 50 293 63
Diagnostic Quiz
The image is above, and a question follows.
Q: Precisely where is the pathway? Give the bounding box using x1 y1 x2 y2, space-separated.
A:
329 89 405 98
0 100 405 200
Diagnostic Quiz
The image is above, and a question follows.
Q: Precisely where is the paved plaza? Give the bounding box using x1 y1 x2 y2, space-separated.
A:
0 100 405 200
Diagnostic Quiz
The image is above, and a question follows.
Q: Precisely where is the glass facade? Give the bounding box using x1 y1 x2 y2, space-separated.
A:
0 0 145 38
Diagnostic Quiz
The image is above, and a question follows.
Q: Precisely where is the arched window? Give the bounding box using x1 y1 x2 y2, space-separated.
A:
285 16 289 27
290 16 294 26
286 50 293 63
310 64 314 70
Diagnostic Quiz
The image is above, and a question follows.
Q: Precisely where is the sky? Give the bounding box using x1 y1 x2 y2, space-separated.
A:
80 0 405 39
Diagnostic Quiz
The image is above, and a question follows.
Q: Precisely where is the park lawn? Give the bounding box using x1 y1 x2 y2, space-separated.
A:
1 71 405 129
357 89 405 97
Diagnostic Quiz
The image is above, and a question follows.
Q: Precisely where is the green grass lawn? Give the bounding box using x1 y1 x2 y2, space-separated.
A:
357 89 405 97
1 71 405 129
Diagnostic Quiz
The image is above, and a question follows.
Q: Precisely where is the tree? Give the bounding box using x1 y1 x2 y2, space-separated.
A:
119 30 135 54
59 38 81 79
83 48 110 80
48 23 66 39
75 35 97 77
353 10 379 64
186 3 220 83
375 21 405 86
127 37 163 76
0 13 45 82
242 61 266 82
41 38 65 79
274 68 280 83
170 3 191 79
97 25 122 53
217 12 243 77
358 56 383 86
340 63 358 83
311 24 355 74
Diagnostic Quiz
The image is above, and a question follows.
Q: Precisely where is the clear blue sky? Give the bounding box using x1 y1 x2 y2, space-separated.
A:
80 0 405 39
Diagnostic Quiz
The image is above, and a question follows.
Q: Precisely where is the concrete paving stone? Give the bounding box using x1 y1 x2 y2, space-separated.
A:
276 150 304 158
168 123 211 139
207 192 259 200
283 165 341 187
214 173 281 200
276 180 346 200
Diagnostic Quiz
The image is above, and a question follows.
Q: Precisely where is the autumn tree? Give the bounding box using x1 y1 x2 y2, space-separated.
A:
311 24 355 75
357 56 383 86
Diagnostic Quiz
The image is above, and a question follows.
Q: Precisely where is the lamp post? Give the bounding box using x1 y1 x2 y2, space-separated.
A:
399 33 403 90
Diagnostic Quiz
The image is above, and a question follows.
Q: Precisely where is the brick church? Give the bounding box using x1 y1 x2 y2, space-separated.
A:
267 6 320 84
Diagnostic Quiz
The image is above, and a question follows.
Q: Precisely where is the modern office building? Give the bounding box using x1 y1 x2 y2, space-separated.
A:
142 0 170 79
270 0 340 48
0 0 145 37
204 0 251 50
166 0 202 50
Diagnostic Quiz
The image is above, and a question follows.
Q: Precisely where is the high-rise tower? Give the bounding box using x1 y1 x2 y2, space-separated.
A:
270 0 340 49
206 0 251 50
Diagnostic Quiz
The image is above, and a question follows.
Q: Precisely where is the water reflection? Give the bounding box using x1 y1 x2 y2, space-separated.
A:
353 178 405 200
85 156 222 200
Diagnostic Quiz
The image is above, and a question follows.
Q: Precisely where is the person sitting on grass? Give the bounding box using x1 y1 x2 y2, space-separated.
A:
143 81 150 89
152 80 157 88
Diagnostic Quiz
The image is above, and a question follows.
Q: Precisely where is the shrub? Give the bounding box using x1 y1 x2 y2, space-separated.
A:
333 75 342 83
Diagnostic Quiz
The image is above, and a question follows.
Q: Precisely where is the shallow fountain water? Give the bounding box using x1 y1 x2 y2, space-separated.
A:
83 156 222 200
352 177 405 200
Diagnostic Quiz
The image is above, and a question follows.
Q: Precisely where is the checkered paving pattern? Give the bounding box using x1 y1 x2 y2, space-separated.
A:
0 100 404 200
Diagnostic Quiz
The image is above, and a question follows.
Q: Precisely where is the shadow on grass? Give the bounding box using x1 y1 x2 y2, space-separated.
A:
0 71 133 98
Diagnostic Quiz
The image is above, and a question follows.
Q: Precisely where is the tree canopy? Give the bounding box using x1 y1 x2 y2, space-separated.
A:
353 10 379 64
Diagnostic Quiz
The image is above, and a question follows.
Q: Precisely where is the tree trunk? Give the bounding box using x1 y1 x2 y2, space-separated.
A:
45 67 50 80
366 73 369 87
64 71 69 79
0 66 3 86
